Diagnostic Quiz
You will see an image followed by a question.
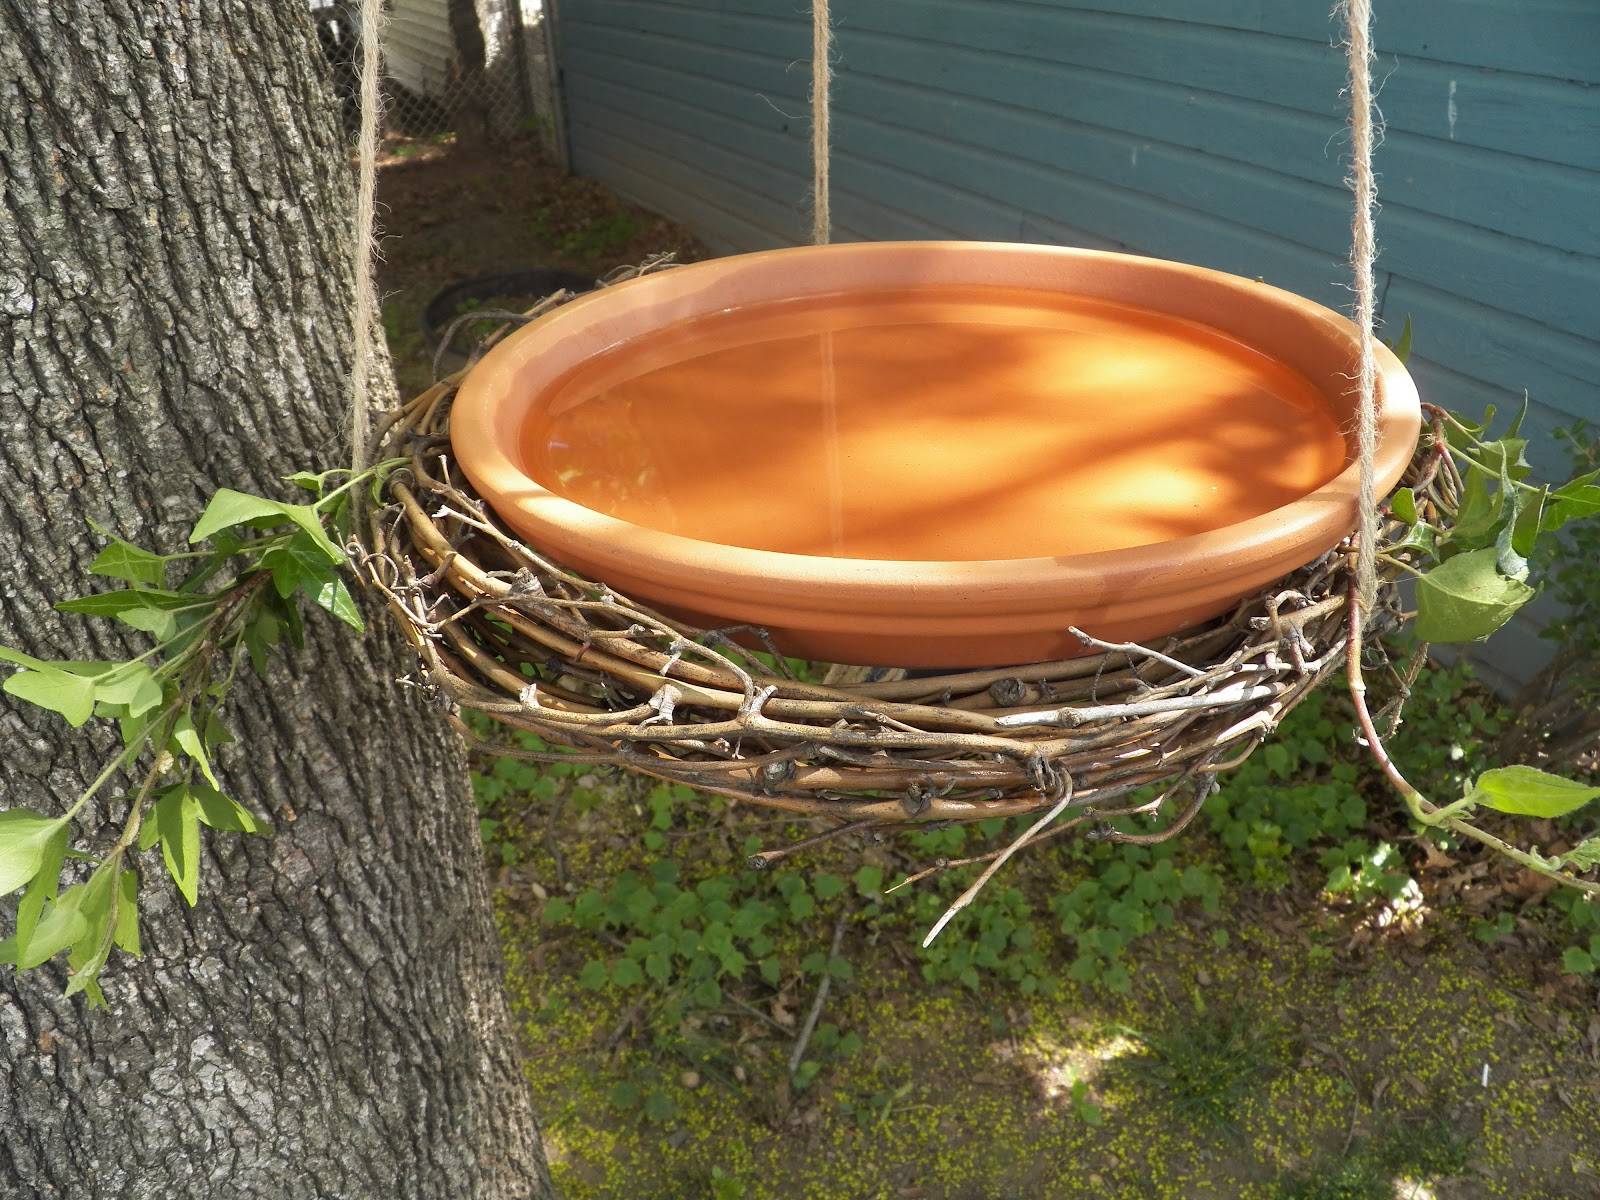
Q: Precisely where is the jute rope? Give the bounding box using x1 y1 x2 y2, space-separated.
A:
349 0 386 474
1342 0 1382 617
810 0 832 245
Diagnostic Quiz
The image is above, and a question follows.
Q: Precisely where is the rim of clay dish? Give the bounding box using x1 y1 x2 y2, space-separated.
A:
450 242 1421 618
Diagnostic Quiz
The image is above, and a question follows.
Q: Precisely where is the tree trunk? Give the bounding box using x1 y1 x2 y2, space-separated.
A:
0 3 554 1197
448 0 494 147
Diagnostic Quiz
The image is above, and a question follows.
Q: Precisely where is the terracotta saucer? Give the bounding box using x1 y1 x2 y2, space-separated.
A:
451 242 1420 667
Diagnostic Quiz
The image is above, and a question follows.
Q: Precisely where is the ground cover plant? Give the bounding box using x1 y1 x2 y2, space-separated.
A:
485 659 1600 1198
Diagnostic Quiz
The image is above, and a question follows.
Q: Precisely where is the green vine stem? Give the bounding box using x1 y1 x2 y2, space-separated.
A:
1345 577 1600 897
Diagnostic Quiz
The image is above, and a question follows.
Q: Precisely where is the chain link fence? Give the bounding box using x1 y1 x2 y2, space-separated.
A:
309 0 561 156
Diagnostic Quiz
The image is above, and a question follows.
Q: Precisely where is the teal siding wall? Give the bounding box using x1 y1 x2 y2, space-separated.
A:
555 0 1600 686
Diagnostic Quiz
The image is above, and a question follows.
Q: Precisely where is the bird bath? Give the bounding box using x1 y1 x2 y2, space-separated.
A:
451 242 1420 667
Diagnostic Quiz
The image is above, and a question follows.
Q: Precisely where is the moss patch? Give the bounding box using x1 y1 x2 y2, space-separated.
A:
496 791 1600 1200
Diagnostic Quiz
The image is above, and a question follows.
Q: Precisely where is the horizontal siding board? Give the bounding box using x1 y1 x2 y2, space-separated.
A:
387 0 455 96
562 15 805 101
832 75 1600 338
572 125 797 250
835 31 1600 255
628 0 1600 152
571 106 811 241
646 0 1600 82
1385 278 1600 427
1009 0 1600 82
563 54 806 175
572 5 1600 337
835 113 1356 306
600 0 1600 169
851 2 1600 168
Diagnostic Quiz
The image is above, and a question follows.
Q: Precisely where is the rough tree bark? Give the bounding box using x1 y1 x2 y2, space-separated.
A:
0 3 554 1197
448 0 494 147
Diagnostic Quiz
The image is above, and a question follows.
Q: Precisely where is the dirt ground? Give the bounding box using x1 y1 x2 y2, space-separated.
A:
493 775 1600 1200
373 133 706 397
373 140 1600 1200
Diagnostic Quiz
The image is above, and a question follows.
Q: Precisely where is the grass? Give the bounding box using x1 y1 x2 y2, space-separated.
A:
1112 1002 1286 1131
1275 1119 1473 1199
488 766 1600 1199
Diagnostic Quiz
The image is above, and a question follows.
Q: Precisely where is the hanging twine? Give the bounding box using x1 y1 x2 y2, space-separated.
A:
1342 0 1381 618
810 0 832 245
349 0 386 474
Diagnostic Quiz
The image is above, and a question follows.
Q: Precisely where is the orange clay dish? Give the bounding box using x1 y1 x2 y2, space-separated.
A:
450 242 1421 668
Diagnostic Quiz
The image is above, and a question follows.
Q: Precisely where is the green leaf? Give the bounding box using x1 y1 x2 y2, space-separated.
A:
3 667 96 726
853 864 884 897
64 858 121 997
642 1090 676 1123
579 960 609 989
285 469 331 495
1465 766 1600 819
1563 837 1600 871
156 786 201 906
93 664 164 718
1541 473 1600 533
611 958 644 988
0 809 68 895
0 645 53 672
1390 487 1417 524
89 538 167 587
1384 314 1412 365
118 607 179 641
278 591 306 649
812 872 845 900
113 868 141 956
1495 515 1529 584
1511 485 1547 558
310 575 364 632
191 490 343 559
262 534 333 600
170 713 221 788
243 609 282 678
13 883 92 969
190 784 263 834
56 588 193 618
1560 946 1595 976
1413 549 1535 644
691 978 722 1007
277 503 345 564
1391 520 1439 559
1504 391 1530 438
1451 465 1503 548
1445 405 1495 450
190 489 293 544
13 824 68 955
1477 436 1531 482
